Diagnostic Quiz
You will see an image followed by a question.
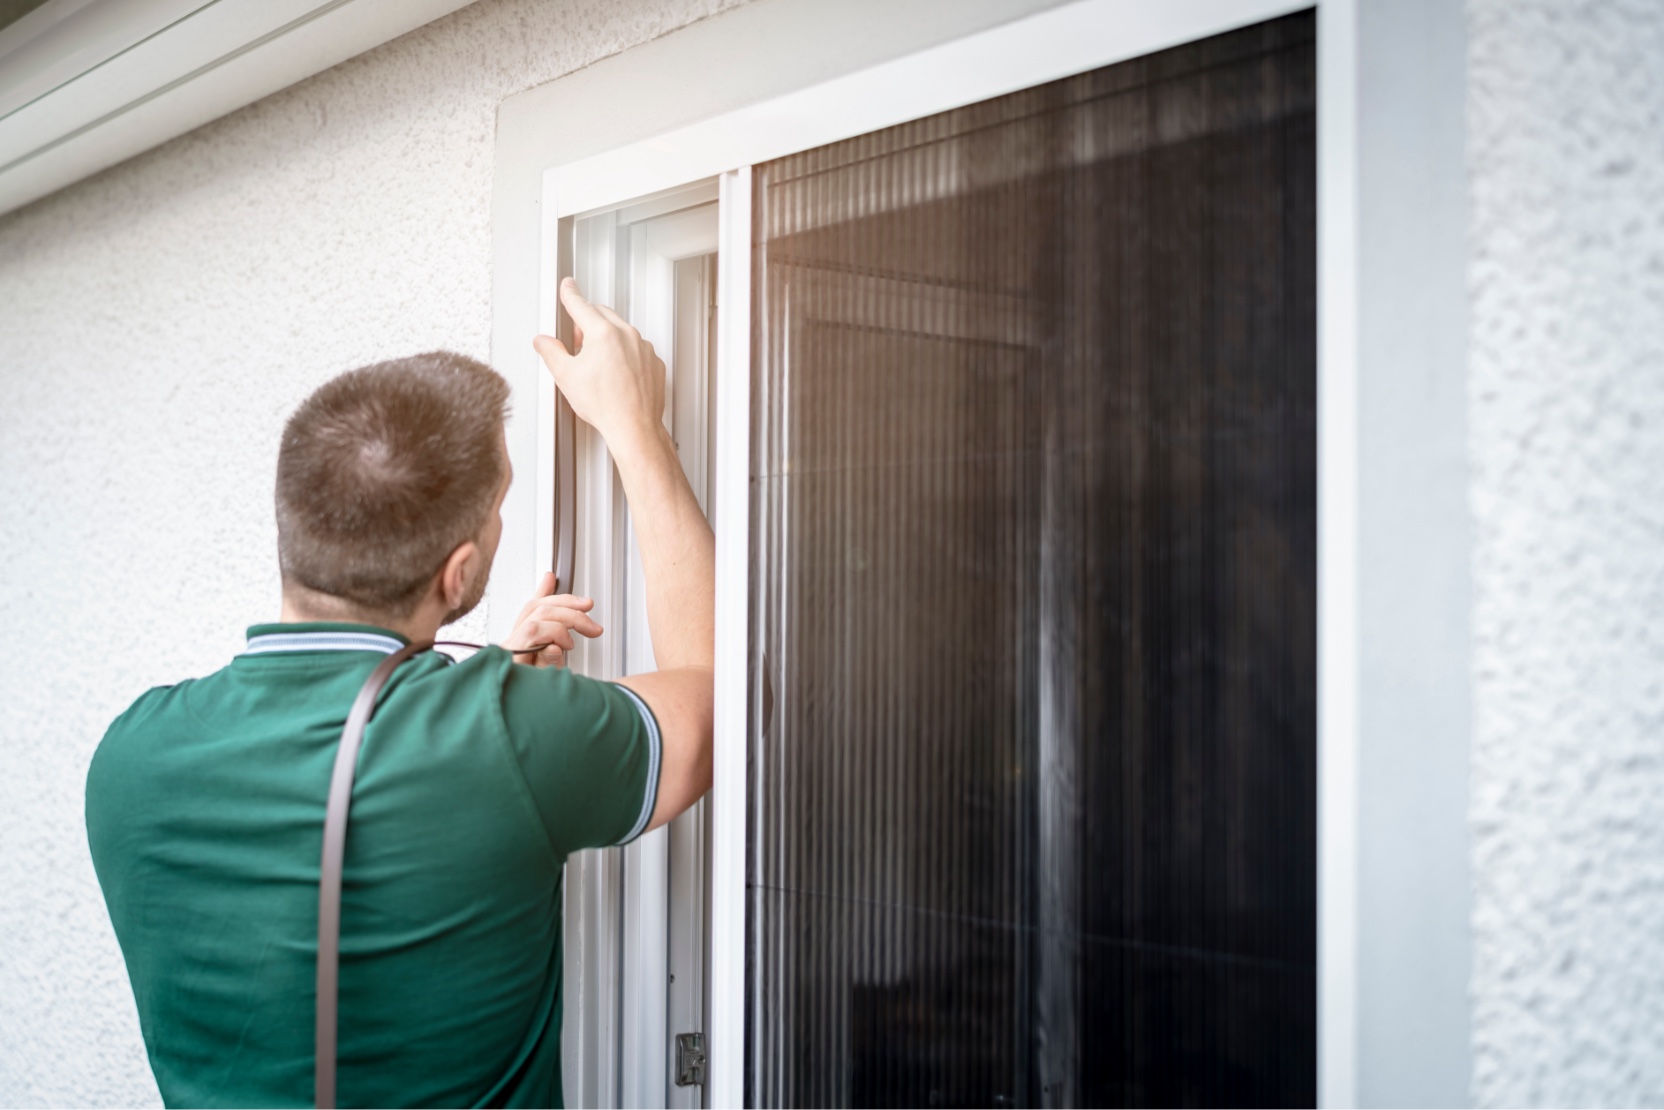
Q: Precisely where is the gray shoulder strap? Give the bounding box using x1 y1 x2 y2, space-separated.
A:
315 640 429 1110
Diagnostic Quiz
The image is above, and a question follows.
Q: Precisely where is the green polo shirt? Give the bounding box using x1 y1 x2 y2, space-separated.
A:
85 623 661 1108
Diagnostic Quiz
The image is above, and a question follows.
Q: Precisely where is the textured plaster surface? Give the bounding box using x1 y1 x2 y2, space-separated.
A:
0 0 746 1103
1469 0 1664 1104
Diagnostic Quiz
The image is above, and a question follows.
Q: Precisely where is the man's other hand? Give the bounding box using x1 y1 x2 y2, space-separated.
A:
503 571 603 668
532 277 666 449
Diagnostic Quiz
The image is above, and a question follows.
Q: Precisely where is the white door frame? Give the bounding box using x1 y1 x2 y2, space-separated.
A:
489 0 1472 1105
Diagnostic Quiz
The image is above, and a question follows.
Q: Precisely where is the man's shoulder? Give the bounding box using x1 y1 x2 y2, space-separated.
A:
97 676 197 753
490 653 656 749
86 677 205 870
399 648 643 765
87 674 210 797
493 656 663 855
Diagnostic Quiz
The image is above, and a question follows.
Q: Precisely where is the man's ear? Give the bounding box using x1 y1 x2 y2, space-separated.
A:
440 540 480 611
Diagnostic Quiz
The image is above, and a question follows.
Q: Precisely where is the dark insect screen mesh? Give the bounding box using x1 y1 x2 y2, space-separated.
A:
746 12 1316 1107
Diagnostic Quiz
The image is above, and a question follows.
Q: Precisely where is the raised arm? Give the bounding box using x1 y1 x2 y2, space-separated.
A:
533 278 714 831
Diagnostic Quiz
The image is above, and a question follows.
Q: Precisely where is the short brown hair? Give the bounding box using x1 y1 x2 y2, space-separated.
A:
275 351 510 617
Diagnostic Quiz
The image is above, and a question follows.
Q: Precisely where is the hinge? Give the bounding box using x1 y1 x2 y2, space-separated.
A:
674 1032 707 1087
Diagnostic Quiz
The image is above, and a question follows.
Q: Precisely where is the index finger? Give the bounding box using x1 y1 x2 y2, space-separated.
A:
559 277 611 336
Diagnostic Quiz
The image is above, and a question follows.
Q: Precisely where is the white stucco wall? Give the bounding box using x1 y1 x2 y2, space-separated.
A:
0 0 745 1103
1468 0 1664 1105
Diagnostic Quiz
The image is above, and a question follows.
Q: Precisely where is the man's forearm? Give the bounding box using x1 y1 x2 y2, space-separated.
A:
608 419 715 673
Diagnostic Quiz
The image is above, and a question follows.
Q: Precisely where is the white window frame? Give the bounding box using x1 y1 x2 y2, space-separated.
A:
488 0 1472 1106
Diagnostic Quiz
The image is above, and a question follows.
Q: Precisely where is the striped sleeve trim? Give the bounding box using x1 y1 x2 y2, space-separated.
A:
612 684 663 845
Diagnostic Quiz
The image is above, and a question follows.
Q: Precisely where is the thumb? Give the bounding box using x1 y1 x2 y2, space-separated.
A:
534 570 557 598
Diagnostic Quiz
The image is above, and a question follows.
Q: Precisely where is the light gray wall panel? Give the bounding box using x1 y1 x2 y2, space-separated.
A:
1352 0 1472 1104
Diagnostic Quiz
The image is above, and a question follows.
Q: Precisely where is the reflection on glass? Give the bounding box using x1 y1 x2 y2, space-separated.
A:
746 13 1316 1107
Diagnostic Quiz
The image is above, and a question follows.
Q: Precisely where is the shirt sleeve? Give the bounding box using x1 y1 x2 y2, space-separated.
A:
496 653 663 854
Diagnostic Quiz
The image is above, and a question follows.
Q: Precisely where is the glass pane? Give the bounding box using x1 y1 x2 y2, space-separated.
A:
747 13 1316 1107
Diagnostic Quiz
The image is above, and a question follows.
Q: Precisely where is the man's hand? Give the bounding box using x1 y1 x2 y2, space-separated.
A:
502 571 603 668
533 277 666 450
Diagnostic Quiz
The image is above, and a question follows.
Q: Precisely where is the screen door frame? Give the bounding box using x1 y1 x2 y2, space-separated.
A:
493 0 1472 1104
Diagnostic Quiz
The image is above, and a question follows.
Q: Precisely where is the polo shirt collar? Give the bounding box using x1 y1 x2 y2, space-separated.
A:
243 622 411 656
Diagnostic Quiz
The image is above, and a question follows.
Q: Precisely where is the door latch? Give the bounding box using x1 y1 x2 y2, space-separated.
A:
674 1032 707 1087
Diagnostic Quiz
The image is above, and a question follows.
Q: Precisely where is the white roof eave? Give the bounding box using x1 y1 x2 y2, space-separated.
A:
0 0 479 218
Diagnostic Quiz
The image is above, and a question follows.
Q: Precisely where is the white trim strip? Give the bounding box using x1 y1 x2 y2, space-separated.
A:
242 631 405 655
1317 0 1358 1105
614 684 663 845
707 163 752 1110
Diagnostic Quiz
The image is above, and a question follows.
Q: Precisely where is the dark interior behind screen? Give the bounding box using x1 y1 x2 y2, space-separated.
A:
747 12 1316 1106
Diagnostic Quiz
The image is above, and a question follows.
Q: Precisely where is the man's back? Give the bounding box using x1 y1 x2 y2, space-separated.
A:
86 623 659 1108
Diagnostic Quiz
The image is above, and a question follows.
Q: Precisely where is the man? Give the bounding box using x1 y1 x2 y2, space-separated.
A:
85 279 713 1108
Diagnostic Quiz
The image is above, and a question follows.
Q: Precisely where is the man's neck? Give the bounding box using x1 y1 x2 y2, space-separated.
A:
279 591 444 644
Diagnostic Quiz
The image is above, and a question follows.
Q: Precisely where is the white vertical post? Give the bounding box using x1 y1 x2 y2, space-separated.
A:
666 253 714 1110
558 198 628 1110
1336 1 1473 1103
620 217 679 1110
622 825 671 1108
708 164 753 1109
1317 0 1359 1106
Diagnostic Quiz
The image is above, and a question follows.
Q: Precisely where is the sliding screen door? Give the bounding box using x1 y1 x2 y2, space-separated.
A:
747 12 1316 1107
